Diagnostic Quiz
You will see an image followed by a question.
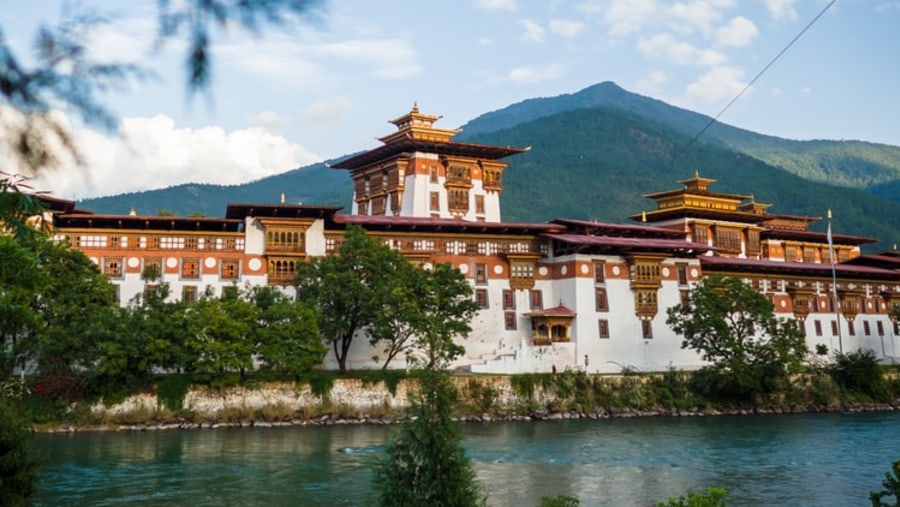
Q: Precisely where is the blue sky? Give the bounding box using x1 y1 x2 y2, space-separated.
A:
4 0 899 200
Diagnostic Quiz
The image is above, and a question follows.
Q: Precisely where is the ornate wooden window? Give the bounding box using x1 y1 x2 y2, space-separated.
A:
266 229 304 253
221 259 240 280
714 227 741 253
595 288 609 312
181 258 200 279
803 247 816 263
691 223 708 245
839 291 862 321
475 288 489 309
161 236 185 249
598 319 610 338
103 257 123 278
502 289 515 310
372 196 386 215
447 189 469 214
509 260 536 290
785 245 800 262
268 258 298 285
185 237 198 250
787 289 813 320
446 165 471 185
821 247 832 264
634 289 658 319
745 229 760 256
429 165 439 183
530 289 543 310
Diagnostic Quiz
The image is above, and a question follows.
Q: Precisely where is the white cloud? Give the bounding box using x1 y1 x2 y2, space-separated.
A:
302 98 352 126
764 0 798 20
876 2 900 12
473 0 517 12
31 114 320 199
600 0 660 37
519 19 546 43
248 111 292 132
507 64 566 84
715 16 758 47
549 19 587 38
666 0 735 34
686 65 747 102
636 33 727 67
636 70 668 93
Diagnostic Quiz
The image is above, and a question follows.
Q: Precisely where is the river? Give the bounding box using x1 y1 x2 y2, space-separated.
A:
33 411 900 506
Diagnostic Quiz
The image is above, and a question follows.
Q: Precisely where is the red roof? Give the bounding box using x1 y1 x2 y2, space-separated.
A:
699 255 900 279
525 304 576 317
331 139 527 169
545 233 713 253
334 214 563 234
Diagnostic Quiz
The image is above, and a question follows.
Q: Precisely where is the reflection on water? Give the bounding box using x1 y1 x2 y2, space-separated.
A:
34 412 900 506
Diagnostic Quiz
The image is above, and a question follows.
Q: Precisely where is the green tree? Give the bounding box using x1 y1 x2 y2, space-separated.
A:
0 236 47 376
295 225 403 372
369 261 478 370
0 405 43 506
373 368 485 507
250 286 325 377
871 460 900 507
666 275 807 400
373 264 483 506
184 289 257 380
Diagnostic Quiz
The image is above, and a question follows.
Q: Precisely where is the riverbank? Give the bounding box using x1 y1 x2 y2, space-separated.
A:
30 370 900 433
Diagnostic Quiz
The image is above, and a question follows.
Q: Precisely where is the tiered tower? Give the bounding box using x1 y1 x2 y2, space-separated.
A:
331 105 527 222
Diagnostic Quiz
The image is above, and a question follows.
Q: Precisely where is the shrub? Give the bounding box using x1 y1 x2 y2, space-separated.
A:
658 487 729 506
540 494 580 506
870 460 900 506
0 404 44 506
828 349 888 401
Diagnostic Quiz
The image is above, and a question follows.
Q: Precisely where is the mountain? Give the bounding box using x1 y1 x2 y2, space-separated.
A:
459 82 900 199
77 82 900 250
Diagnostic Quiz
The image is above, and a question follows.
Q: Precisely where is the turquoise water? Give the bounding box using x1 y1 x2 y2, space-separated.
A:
33 412 900 506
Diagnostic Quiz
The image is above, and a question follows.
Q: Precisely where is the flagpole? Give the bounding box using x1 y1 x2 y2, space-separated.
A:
827 209 843 354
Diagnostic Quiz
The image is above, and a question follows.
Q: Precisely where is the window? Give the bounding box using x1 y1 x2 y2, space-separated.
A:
803 247 816 263
530 289 543 310
691 224 708 245
715 228 741 252
877 320 885 336
475 263 487 285
182 285 198 304
641 320 653 339
785 245 800 262
185 237 198 250
221 259 240 280
595 288 609 312
848 321 856 336
814 320 823 337
475 195 485 214
475 288 489 309
594 261 606 283
831 320 838 336
504 311 517 330
430 191 440 211
161 236 185 249
598 319 610 338
429 165 439 183
510 262 535 288
677 264 688 286
182 258 200 279
502 289 515 310
864 320 871 336
103 257 123 278
680 290 690 307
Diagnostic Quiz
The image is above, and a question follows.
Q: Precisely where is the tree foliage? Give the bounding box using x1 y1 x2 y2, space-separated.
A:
657 487 729 507
666 275 807 400
373 369 485 507
370 262 478 370
871 460 900 507
295 225 402 371
0 403 43 506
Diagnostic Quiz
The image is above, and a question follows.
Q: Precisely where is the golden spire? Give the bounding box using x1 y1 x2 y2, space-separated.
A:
280 192 286 204
128 207 137 216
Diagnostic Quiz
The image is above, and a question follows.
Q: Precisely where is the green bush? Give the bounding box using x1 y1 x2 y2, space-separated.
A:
828 349 888 401
157 374 192 412
540 494 580 506
658 487 729 506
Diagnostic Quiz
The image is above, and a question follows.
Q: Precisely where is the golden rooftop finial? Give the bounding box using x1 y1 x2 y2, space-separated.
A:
281 192 285 204
411 102 419 114
128 207 137 216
